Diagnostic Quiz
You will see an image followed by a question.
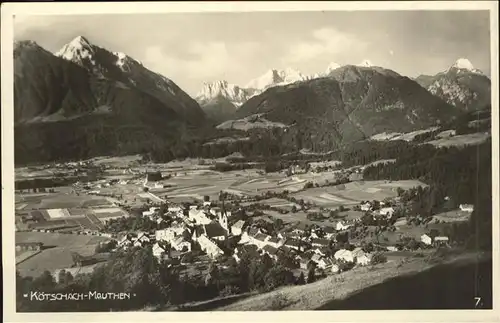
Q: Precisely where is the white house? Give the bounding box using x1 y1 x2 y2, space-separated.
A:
231 220 246 236
356 254 372 266
198 235 224 259
317 257 334 270
152 242 167 259
171 236 191 252
459 204 474 213
434 236 449 246
322 227 336 239
155 229 176 243
142 207 159 218
188 208 212 225
135 232 151 244
311 238 330 248
334 249 354 263
331 263 340 273
117 236 132 249
378 207 395 218
420 234 432 246
336 221 351 231
361 202 372 212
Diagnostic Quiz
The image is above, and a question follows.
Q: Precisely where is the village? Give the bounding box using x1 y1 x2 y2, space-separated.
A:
14 157 475 286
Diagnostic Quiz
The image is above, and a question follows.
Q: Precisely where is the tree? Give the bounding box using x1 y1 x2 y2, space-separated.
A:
296 272 306 285
307 267 316 284
263 265 294 292
429 229 440 239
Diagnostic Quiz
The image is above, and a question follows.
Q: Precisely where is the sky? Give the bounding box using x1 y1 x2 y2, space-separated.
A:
14 10 491 96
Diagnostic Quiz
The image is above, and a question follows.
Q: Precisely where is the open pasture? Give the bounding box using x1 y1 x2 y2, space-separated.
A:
16 231 109 248
426 132 490 148
292 180 425 207
21 192 116 210
431 210 471 223
16 245 99 278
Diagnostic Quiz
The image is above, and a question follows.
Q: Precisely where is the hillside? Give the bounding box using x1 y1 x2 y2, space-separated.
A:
233 65 459 151
13 37 206 164
415 59 491 112
214 252 490 311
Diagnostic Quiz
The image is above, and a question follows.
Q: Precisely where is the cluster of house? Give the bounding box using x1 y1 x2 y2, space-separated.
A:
111 195 467 274
360 201 396 218
116 202 235 260
234 221 375 273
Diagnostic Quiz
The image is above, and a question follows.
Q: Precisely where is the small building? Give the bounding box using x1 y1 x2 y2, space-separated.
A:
311 238 330 248
251 233 271 249
322 226 336 239
331 263 340 274
434 236 449 247
420 234 432 246
284 239 302 252
171 236 191 252
356 254 372 266
334 249 354 263
360 202 372 212
459 204 474 213
267 236 285 249
378 207 395 218
313 247 328 257
152 242 167 259
231 220 246 236
298 256 312 270
335 221 351 231
317 257 334 270
292 222 308 235
198 235 224 259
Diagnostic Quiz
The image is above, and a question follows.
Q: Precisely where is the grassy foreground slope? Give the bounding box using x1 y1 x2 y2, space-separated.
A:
215 251 491 311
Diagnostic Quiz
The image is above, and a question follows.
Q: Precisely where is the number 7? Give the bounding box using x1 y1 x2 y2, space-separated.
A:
474 297 481 307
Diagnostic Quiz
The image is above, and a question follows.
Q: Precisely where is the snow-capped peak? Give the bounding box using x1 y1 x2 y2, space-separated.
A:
357 59 373 67
326 62 341 73
448 58 483 74
55 35 95 63
245 68 307 90
196 80 254 106
452 58 474 70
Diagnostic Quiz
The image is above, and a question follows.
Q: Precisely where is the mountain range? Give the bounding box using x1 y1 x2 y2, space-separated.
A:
14 36 206 164
13 36 491 164
195 61 361 122
414 58 491 112
196 58 489 122
227 65 462 151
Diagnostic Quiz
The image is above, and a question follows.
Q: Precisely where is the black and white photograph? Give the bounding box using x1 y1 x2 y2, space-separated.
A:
2 1 499 320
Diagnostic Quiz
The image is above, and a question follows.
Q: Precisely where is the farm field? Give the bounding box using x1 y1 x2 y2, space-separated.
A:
15 231 110 278
291 180 425 207
16 192 115 210
15 231 110 247
16 246 99 278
